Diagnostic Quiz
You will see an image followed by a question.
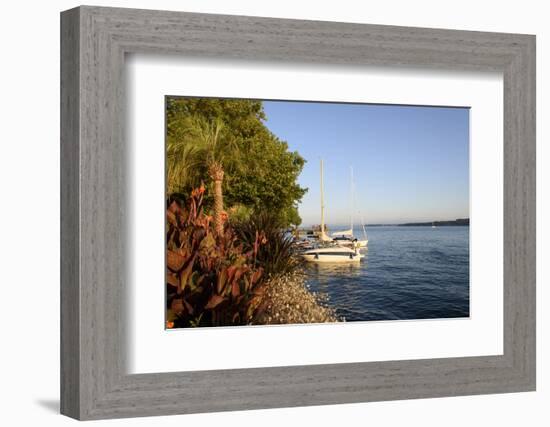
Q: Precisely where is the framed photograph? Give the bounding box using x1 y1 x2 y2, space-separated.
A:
163 97 470 329
61 6 535 420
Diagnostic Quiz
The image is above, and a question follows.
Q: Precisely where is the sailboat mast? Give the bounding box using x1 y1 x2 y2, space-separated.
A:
320 159 325 234
350 166 354 233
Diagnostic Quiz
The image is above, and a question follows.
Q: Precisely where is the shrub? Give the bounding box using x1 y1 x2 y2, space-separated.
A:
232 211 302 277
166 187 267 328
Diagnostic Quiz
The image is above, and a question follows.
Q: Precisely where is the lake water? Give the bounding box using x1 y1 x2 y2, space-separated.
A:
304 226 470 321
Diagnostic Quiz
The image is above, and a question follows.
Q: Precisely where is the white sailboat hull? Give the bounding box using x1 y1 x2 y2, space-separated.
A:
302 247 364 263
334 239 368 248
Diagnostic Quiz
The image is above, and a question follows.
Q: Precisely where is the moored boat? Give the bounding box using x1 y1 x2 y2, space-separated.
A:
331 229 368 248
301 160 367 264
301 245 363 263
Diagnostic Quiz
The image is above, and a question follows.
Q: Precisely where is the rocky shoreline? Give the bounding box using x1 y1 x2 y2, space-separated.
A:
254 270 341 325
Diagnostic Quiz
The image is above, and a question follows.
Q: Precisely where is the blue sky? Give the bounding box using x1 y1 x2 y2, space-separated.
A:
262 100 469 226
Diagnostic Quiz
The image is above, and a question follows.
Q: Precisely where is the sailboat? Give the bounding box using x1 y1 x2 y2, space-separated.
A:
301 245 363 263
302 159 363 263
331 166 368 248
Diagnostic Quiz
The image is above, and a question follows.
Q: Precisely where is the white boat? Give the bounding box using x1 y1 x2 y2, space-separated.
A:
331 229 368 248
302 246 363 263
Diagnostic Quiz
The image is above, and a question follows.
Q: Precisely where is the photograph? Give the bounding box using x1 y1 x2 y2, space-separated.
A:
165 96 470 329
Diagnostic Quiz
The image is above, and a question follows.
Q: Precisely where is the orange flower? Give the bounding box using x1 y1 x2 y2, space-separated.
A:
191 184 206 198
166 321 174 329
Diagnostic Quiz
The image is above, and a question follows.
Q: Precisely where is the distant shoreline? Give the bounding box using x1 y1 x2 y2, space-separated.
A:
398 218 469 227
305 218 470 228
364 224 470 227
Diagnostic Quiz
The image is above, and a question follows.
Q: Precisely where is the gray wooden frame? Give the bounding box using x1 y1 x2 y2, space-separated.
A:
60 5 536 420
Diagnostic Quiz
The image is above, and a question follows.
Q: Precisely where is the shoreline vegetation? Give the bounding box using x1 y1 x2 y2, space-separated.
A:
166 97 338 328
165 187 340 328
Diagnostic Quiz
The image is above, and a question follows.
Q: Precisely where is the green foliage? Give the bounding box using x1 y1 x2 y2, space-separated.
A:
233 211 302 278
166 115 240 196
166 188 267 328
166 97 307 226
227 203 253 223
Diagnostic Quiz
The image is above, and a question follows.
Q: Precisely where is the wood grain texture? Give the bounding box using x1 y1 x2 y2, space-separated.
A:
60 7 80 419
60 6 536 420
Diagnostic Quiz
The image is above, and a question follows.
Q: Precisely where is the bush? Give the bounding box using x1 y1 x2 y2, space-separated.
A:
232 211 302 277
166 187 267 328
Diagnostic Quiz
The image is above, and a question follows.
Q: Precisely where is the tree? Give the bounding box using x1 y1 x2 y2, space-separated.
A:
167 115 241 235
208 160 225 236
166 98 307 227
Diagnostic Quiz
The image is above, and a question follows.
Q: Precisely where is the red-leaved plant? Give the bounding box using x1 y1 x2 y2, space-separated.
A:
166 186 267 328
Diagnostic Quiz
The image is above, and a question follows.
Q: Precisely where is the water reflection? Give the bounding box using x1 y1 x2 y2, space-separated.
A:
304 260 366 277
